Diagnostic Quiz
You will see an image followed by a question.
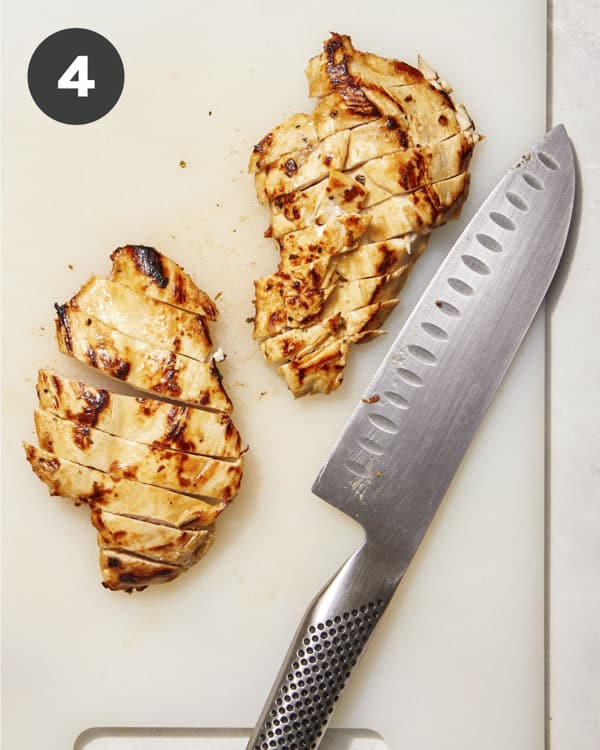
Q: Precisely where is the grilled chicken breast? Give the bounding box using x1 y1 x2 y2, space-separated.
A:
26 248 244 591
250 33 480 396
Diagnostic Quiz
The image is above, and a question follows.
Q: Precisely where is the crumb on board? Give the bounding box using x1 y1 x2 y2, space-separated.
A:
259 391 267 398
208 110 213 116
362 394 380 404
213 347 227 362
214 291 222 301
68 264 74 270
179 160 187 168
375 470 381 477
245 316 255 324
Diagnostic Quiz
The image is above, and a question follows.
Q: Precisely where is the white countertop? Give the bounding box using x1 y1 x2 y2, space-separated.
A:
548 1 600 747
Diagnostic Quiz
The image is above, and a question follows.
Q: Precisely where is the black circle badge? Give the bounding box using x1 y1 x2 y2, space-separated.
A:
28 28 124 125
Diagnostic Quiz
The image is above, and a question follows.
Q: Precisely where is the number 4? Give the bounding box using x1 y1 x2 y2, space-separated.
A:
58 55 95 98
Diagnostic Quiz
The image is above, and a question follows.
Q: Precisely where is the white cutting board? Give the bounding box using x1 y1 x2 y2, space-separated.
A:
1 2 547 749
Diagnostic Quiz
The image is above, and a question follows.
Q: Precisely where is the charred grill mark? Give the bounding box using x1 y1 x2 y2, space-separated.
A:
51 375 63 397
130 246 169 288
284 158 298 176
172 273 187 304
373 244 399 276
72 423 92 450
253 131 273 159
398 150 427 191
210 359 223 384
458 137 476 172
85 346 98 368
87 481 107 504
164 405 190 445
96 347 130 380
324 34 380 119
113 359 131 380
150 352 182 397
79 386 110 426
343 185 360 203
29 447 60 474
107 556 120 568
435 87 456 111
54 304 73 353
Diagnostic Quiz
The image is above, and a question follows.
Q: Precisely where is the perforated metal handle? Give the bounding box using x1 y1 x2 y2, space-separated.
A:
246 540 399 750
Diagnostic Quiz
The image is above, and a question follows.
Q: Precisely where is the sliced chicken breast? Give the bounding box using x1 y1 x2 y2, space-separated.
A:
34 410 242 501
92 509 213 567
24 443 224 529
71 277 212 361
250 34 480 396
37 370 242 459
109 245 218 319
277 214 370 271
98 548 184 591
305 33 434 98
54 306 232 412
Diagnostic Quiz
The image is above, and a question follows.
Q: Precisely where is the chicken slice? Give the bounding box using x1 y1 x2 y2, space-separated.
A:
249 113 319 173
278 338 350 397
349 131 480 209
269 169 366 238
267 126 476 237
334 236 428 281
320 269 408 318
305 33 434 98
363 172 470 242
255 130 350 203
277 214 370 271
310 78 454 144
54 306 232 412
345 106 471 170
98 548 184 591
255 268 407 340
312 92 382 141
92 509 213 567
109 246 218 319
34 410 242 502
37 370 241 459
24 444 224 529
260 301 397 366
70 277 212 362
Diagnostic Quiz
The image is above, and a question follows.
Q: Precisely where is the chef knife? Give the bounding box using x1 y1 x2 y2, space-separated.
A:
246 125 575 750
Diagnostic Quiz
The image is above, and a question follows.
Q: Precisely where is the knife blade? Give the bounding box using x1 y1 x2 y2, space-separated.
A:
246 125 575 750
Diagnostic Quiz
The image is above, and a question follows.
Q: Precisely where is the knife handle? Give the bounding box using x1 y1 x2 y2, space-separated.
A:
246 538 397 750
